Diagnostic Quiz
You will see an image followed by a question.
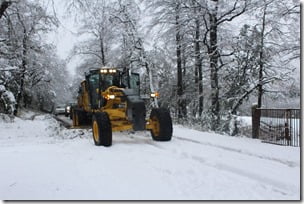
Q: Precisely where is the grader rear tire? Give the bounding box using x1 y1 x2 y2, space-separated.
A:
73 109 85 126
92 112 112 147
72 109 80 126
150 108 173 141
69 107 74 120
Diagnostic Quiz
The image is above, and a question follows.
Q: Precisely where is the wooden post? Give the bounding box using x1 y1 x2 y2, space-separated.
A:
285 109 291 145
252 104 261 139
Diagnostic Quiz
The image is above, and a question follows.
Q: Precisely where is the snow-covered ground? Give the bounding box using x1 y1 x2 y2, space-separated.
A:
0 111 300 200
238 116 252 127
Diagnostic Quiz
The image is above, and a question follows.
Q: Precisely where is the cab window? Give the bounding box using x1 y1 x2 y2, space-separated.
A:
130 73 140 94
88 73 99 108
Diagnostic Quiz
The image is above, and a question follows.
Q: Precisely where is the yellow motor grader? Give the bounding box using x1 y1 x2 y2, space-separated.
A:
72 67 172 146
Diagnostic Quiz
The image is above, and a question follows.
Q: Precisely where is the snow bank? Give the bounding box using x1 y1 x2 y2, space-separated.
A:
2 91 16 103
238 116 252 127
0 113 14 123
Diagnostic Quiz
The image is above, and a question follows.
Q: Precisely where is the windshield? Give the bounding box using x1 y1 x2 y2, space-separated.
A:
89 70 139 93
100 73 121 91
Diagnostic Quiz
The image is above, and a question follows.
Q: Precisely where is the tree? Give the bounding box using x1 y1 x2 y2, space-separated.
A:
72 0 117 67
219 0 299 134
175 1 187 119
192 1 204 117
0 0 70 114
146 0 189 119
11 1 58 112
250 0 300 108
199 0 248 130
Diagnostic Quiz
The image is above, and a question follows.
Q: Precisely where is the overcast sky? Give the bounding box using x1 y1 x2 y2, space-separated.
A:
45 0 81 77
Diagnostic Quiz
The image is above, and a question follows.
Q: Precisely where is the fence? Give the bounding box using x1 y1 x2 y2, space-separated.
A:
252 106 301 147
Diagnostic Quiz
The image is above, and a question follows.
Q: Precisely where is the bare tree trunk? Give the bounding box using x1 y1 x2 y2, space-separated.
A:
194 60 198 85
194 45 199 118
176 3 186 120
15 27 27 115
182 45 186 76
100 37 106 66
258 1 267 108
194 7 203 117
209 0 220 130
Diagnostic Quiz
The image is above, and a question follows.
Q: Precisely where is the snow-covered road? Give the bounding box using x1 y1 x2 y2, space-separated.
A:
0 112 300 200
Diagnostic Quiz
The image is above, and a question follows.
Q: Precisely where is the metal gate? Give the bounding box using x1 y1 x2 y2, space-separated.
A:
252 107 301 147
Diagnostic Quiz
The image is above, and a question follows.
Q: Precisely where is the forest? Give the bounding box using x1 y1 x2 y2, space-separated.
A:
0 0 300 134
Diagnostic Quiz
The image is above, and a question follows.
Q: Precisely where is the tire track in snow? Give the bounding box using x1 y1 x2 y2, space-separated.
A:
124 133 299 197
52 123 298 196
113 132 165 150
174 136 299 168
168 137 299 196
189 155 298 196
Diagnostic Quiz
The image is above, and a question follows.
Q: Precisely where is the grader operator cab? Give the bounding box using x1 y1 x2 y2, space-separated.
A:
72 67 173 146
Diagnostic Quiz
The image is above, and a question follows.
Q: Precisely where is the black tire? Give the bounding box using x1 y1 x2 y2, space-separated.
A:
72 109 85 126
92 112 112 147
72 109 79 126
69 107 74 120
84 115 92 125
150 108 173 141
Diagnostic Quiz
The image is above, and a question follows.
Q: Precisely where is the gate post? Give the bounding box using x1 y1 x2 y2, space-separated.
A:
252 104 261 139
285 109 291 145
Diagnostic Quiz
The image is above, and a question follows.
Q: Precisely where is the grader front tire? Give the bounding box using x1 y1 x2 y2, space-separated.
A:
92 112 112 147
150 108 173 141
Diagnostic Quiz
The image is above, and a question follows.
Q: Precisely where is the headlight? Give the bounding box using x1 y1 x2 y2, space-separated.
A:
101 68 117 74
106 94 115 100
66 106 71 113
109 69 117 73
150 92 159 98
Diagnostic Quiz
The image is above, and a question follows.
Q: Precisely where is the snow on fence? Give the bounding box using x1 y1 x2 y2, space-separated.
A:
252 107 301 147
